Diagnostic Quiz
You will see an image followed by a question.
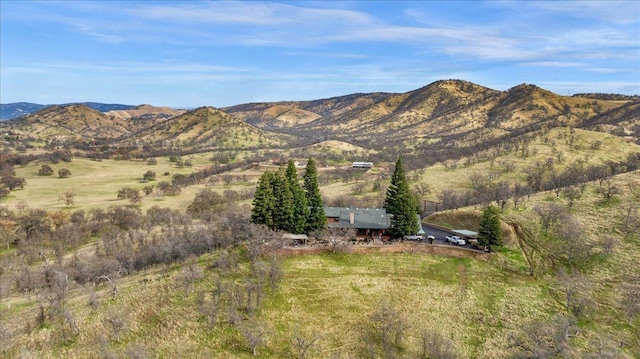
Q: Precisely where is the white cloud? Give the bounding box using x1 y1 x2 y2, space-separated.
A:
525 1 640 25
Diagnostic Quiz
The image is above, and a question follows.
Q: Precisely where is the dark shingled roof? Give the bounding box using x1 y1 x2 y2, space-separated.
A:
324 207 390 229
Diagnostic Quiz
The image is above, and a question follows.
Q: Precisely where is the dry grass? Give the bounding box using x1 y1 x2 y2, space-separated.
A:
1 251 560 358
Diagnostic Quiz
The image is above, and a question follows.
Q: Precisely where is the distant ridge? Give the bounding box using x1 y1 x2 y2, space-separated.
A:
0 102 49 121
2 80 638 147
0 102 135 120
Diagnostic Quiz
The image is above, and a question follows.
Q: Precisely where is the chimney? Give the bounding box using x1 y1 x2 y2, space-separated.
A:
349 212 355 224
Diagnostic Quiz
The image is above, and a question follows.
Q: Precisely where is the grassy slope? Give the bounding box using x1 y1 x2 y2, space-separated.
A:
5 157 195 211
5 240 637 358
0 251 554 358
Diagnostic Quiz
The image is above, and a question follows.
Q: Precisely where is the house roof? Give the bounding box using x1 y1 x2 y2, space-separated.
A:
282 234 308 240
324 207 390 229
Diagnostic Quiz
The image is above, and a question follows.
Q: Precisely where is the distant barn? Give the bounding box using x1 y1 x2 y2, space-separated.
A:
351 161 373 169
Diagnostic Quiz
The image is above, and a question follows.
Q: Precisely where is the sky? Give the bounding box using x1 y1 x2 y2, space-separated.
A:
1 1 639 108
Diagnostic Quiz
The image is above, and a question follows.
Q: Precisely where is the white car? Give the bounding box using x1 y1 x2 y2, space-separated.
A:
403 235 424 241
446 235 466 246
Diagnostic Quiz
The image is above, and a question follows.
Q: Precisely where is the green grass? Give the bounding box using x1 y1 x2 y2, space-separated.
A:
3 244 639 358
7 157 195 211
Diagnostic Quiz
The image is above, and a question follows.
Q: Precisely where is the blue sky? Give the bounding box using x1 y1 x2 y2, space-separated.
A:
1 1 639 108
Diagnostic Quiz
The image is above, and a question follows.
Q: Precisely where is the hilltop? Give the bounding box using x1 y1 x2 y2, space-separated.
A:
1 104 132 140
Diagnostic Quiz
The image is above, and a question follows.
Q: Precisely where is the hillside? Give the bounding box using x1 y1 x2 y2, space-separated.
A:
224 80 639 149
1 104 132 140
0 102 135 121
105 104 185 120
223 92 392 133
2 80 637 154
132 106 302 151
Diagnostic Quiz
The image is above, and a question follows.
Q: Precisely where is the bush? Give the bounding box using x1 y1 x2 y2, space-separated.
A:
38 164 54 176
143 170 156 181
58 168 72 178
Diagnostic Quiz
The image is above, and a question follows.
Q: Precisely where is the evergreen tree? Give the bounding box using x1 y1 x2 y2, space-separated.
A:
286 160 309 234
251 171 276 229
272 168 294 232
384 158 419 238
478 205 502 246
303 158 327 233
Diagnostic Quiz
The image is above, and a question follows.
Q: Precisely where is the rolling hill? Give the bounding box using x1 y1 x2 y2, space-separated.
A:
224 80 639 148
3 80 638 152
0 102 135 121
1 104 132 140
132 106 302 151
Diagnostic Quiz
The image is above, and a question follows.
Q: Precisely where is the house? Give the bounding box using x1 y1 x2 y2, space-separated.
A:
325 207 390 239
324 207 426 241
351 161 373 169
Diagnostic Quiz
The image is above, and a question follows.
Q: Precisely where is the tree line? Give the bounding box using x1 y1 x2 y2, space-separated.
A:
250 158 326 234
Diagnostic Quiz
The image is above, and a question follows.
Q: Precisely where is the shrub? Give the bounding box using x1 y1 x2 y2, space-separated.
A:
58 168 72 178
38 164 54 176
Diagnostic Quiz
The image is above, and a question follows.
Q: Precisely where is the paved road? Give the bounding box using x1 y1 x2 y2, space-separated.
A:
421 225 454 244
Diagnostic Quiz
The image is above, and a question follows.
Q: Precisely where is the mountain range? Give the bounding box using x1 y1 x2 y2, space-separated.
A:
2 80 638 155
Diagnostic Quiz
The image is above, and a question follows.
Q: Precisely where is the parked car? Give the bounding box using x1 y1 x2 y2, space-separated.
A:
403 235 424 241
445 235 466 245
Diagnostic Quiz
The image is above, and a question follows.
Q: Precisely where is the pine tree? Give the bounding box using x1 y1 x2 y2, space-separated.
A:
251 171 276 229
478 205 502 246
303 157 327 233
272 168 294 232
384 158 419 238
286 160 309 234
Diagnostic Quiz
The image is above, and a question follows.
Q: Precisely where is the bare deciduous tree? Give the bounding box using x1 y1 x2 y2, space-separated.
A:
241 318 267 356
556 271 595 319
418 329 458 359
175 259 204 295
561 186 582 208
507 314 578 359
291 330 321 359
102 307 129 342
597 178 620 202
533 203 568 236
620 274 640 326
362 302 408 358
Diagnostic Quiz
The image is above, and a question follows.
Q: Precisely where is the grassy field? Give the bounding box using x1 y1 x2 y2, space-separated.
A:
4 244 637 358
0 250 547 358
3 127 638 215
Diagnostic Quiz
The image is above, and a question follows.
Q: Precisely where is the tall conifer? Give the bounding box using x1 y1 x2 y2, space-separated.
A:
272 168 294 231
286 160 309 234
251 171 276 229
384 158 419 238
303 157 327 233
478 205 502 246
